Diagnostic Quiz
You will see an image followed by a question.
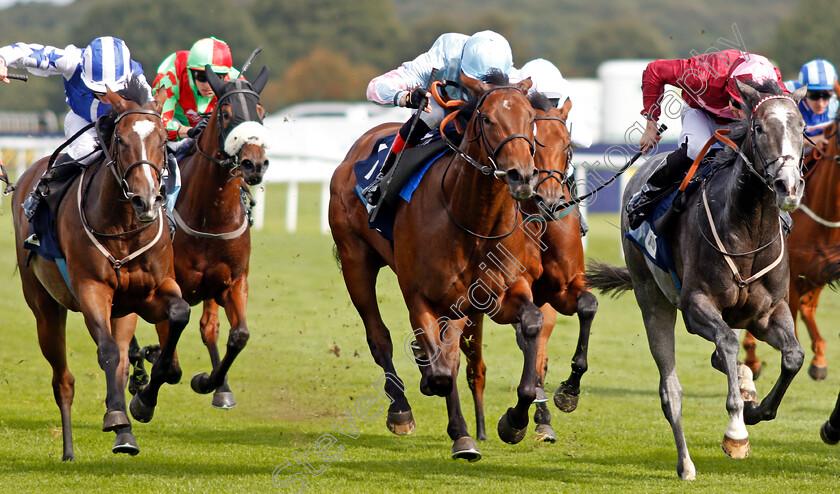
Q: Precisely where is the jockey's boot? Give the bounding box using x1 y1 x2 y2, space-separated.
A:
626 146 692 230
579 212 589 237
23 153 75 220
364 116 433 210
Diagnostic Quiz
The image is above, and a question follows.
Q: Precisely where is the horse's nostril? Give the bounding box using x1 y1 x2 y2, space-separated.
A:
130 196 145 210
506 169 522 184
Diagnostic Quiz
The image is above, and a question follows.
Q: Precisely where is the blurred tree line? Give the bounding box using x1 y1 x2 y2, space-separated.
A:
0 0 834 119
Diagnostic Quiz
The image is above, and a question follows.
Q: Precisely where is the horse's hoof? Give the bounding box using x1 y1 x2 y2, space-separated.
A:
212 391 237 409
533 385 549 403
721 435 750 459
129 393 155 423
820 421 840 445
534 423 557 443
112 432 140 456
553 383 579 413
62 452 75 462
102 410 130 432
451 436 481 462
386 410 415 436
751 363 761 380
140 344 161 364
191 373 214 394
808 364 827 381
677 458 696 481
497 409 527 445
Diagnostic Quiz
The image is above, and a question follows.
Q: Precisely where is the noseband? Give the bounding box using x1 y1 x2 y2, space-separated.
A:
96 109 165 200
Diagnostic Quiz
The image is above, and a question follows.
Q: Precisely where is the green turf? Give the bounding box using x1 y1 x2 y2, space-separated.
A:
1 184 839 493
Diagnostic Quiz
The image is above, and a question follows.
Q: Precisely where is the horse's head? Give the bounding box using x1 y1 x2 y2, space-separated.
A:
460 72 538 200
737 79 808 211
102 82 169 222
205 66 271 185
531 95 573 218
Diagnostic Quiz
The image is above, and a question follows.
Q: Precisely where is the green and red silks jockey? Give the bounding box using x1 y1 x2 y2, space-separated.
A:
152 37 240 142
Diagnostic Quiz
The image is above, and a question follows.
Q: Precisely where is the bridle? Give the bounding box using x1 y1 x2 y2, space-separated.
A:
195 81 264 173
96 109 165 200
438 84 536 177
532 114 575 216
739 95 804 191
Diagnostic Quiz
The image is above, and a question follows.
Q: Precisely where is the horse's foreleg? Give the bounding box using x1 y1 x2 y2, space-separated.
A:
799 288 827 380
821 388 840 444
77 287 138 447
196 299 236 409
110 314 140 455
684 293 752 460
447 370 482 462
190 276 248 399
743 302 803 426
460 317 487 441
554 291 598 415
130 280 190 424
497 300 542 445
531 305 556 443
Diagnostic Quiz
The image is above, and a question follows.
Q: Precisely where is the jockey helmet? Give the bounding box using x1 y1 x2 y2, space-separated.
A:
726 54 780 105
81 36 132 94
797 59 837 91
519 58 569 103
188 37 234 74
460 30 513 80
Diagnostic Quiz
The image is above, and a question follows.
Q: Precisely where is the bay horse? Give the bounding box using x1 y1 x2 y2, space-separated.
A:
460 96 598 443
11 79 190 460
743 80 840 381
586 80 807 480
330 72 545 460
129 65 270 418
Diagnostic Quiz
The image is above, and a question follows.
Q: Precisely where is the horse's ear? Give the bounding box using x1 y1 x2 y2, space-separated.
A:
834 79 840 98
516 77 533 95
460 72 489 98
790 84 808 105
204 65 225 97
558 97 572 119
250 66 269 94
152 88 167 114
103 87 127 112
735 79 760 112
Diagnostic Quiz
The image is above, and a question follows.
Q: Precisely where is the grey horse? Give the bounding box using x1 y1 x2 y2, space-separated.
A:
587 79 808 480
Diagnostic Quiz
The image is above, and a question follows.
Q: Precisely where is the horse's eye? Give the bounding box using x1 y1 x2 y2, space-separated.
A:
481 115 491 125
755 124 763 134
221 110 231 120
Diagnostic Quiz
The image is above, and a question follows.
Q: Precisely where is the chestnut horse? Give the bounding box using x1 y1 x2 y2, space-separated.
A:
744 80 840 381
11 80 190 460
330 73 546 460
460 98 598 443
129 66 270 418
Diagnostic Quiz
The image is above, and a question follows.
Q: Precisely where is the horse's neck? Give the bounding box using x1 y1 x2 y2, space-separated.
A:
445 153 517 235
719 158 779 235
86 162 137 230
804 140 840 217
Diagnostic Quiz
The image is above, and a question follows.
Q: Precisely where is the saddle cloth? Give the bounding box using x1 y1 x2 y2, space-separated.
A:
353 134 448 241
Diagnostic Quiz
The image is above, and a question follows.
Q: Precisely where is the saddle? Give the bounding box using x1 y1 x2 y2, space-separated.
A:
353 133 450 240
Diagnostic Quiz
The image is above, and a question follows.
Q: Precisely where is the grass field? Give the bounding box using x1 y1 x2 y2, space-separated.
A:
1 183 839 493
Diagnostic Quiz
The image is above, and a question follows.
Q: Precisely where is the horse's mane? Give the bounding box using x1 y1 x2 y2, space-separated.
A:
713 79 785 167
528 92 552 112
97 75 152 141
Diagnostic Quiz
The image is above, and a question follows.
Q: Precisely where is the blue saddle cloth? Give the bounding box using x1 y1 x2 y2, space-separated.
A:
624 165 713 293
24 196 76 298
352 134 447 241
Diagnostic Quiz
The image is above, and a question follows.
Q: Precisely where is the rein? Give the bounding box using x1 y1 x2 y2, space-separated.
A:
438 152 522 240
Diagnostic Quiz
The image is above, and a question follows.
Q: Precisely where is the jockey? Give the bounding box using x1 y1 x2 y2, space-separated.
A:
152 36 241 144
784 59 838 155
0 37 174 225
517 58 593 235
363 30 514 206
626 50 786 229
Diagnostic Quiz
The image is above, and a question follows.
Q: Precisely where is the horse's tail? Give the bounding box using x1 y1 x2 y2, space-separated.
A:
585 260 633 298
332 243 343 273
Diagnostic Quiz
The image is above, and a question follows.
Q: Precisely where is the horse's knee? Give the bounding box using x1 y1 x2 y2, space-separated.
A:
519 304 543 338
97 339 120 369
168 299 190 329
577 291 598 318
782 345 805 373
228 326 250 351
